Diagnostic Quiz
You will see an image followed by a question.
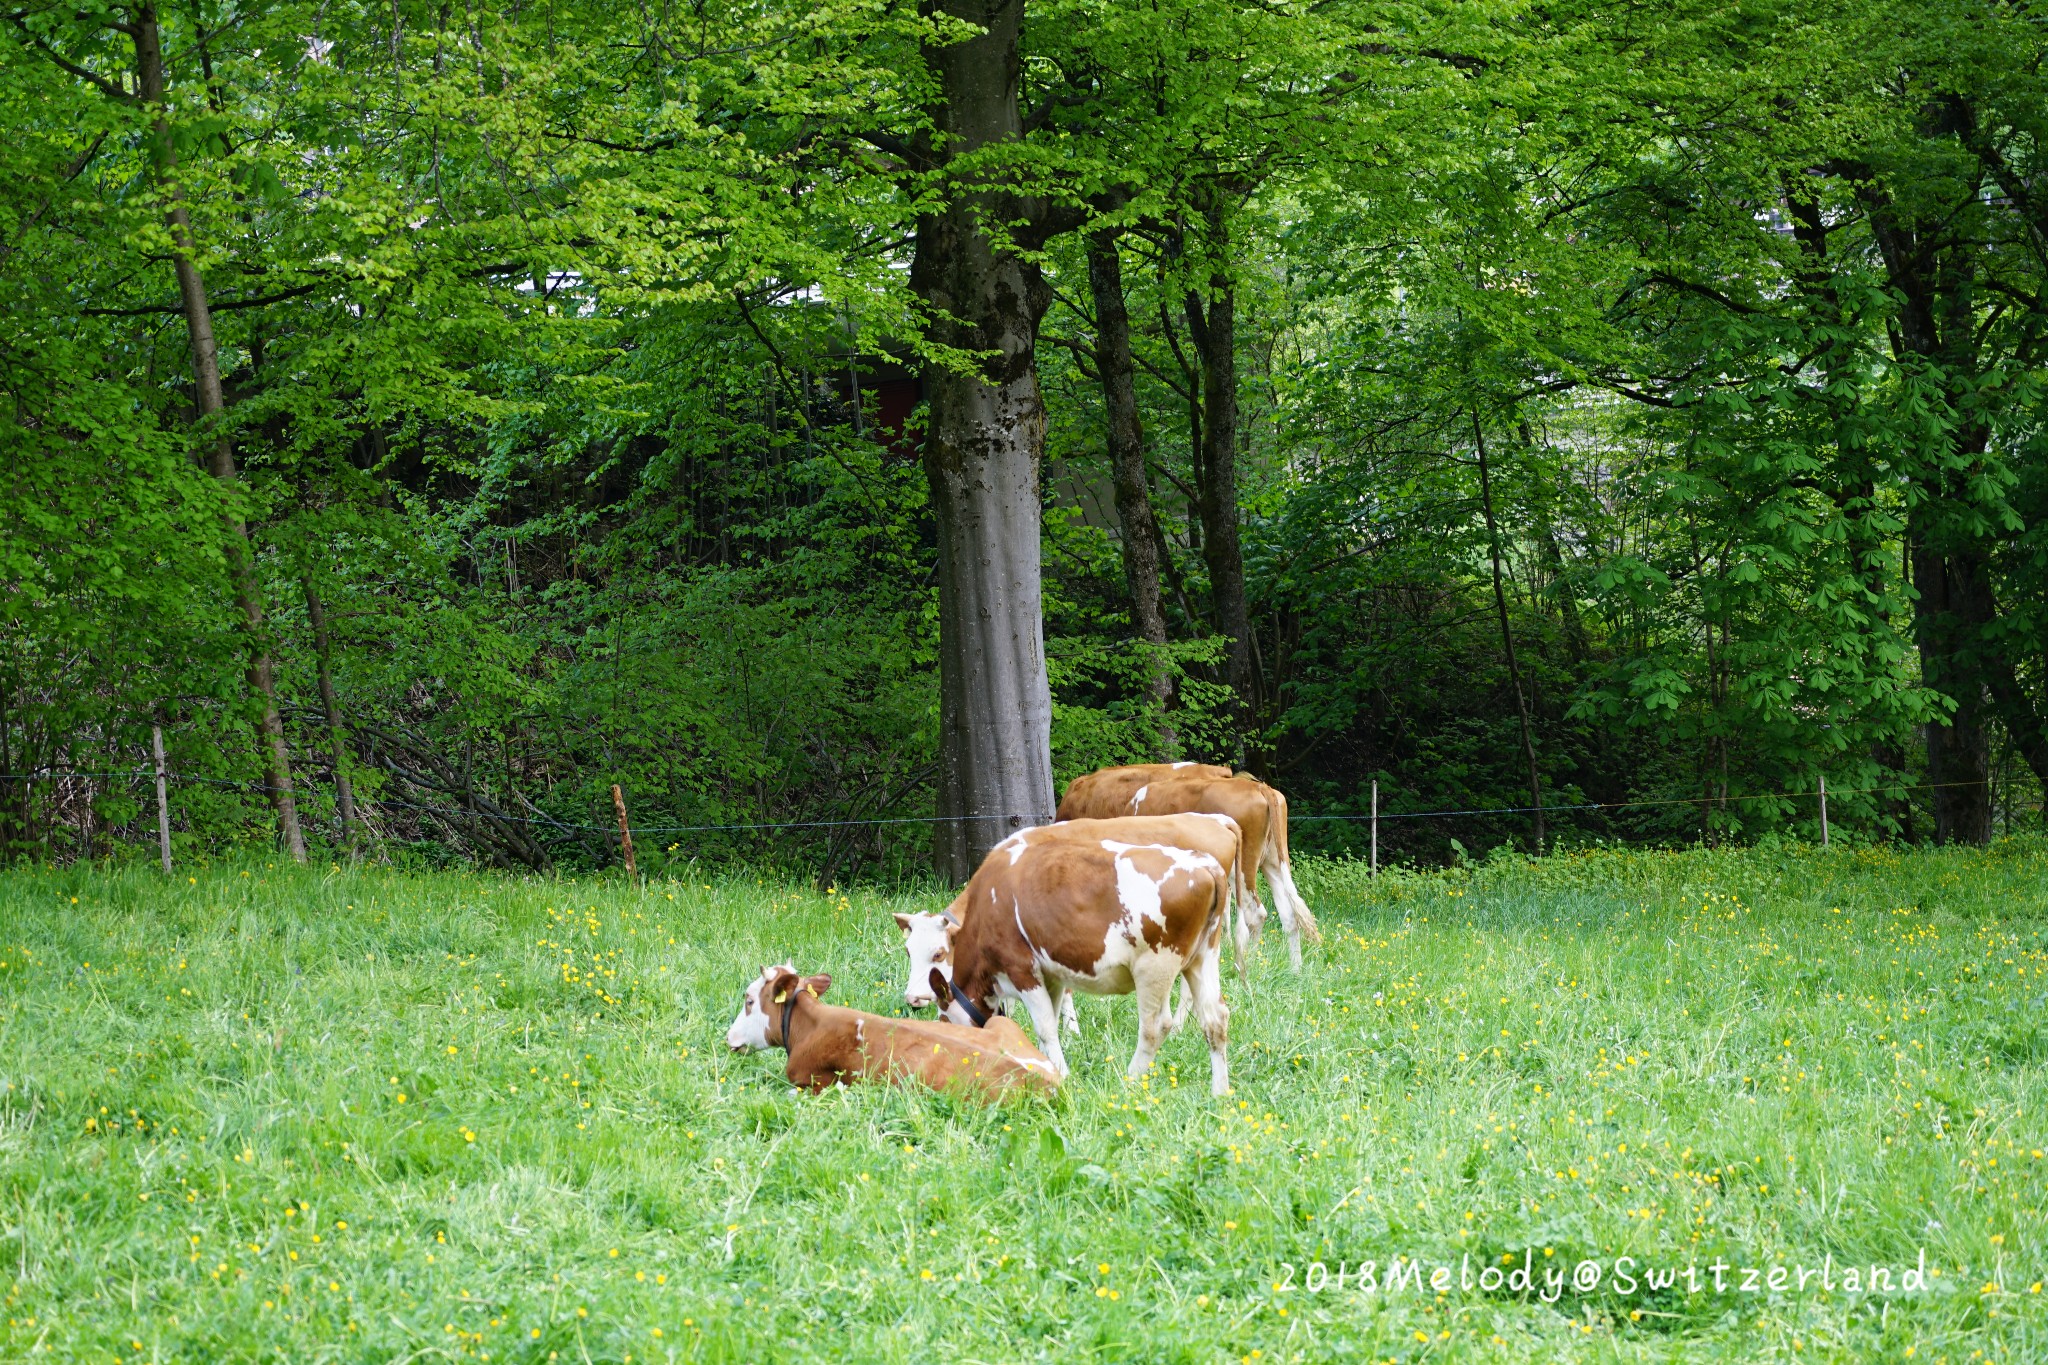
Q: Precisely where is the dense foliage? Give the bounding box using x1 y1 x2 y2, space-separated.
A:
3 0 2043 873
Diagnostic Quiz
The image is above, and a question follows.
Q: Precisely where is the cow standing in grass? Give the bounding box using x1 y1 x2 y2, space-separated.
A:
726 964 1059 1097
895 815 1239 1095
1057 763 1320 969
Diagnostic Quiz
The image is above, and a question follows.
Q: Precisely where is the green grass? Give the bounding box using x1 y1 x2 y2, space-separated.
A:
3 840 2047 1363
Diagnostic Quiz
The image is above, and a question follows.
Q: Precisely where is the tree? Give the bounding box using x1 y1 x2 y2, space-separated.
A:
9 3 311 858
911 0 1063 878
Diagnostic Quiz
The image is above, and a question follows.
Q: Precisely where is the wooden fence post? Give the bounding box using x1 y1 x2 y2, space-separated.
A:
152 723 172 875
611 783 637 881
1818 775 1829 848
1370 778 1378 877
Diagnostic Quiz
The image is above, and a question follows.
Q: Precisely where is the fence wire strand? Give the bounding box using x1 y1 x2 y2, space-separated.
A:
0 770 1993 837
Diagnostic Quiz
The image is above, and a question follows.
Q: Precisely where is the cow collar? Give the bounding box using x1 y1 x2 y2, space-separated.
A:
780 991 799 1049
947 976 991 1030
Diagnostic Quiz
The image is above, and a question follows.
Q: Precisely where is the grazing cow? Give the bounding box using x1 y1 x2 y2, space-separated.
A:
725 964 1059 1097
1057 763 1320 969
896 815 1239 1095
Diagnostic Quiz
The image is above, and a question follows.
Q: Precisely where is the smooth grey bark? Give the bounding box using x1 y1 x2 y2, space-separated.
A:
912 0 1056 880
134 8 306 863
1086 230 1174 732
152 721 172 873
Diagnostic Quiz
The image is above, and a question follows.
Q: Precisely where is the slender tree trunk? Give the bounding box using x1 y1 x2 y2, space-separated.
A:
1086 230 1175 738
1181 197 1253 711
302 579 358 848
134 9 306 863
0 679 13 855
1474 415 1544 853
911 0 1056 880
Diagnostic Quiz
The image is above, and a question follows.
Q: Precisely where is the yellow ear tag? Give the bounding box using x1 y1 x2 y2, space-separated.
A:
773 990 789 1003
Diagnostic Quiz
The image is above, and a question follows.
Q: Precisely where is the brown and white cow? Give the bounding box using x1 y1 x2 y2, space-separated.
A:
897 808 1246 1009
1057 763 1320 969
895 815 1239 1095
725 964 1059 1097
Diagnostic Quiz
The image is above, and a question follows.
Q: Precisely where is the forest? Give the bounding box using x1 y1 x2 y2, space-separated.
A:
4 0 2045 878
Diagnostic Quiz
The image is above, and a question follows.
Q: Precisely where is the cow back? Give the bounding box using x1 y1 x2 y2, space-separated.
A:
953 816 1237 991
1056 763 1234 821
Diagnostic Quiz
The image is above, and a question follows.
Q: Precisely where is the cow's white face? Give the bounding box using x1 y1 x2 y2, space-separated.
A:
726 963 794 1052
894 912 955 1009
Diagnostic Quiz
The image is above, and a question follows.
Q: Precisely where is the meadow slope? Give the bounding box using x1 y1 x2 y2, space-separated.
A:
2 841 2046 1362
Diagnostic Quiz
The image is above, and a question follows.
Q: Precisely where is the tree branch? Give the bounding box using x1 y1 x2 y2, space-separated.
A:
79 281 325 316
7 16 136 102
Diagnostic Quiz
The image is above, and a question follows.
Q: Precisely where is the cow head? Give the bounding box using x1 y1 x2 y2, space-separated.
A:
925 965 990 1029
726 963 830 1052
893 911 957 1009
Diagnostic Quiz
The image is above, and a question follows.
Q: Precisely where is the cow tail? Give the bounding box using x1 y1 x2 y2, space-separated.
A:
1270 786 1320 944
1229 816 1251 975
1211 857 1236 973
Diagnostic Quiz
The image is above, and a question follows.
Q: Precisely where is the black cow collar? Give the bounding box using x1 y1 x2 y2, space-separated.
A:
947 977 991 1029
780 989 800 1049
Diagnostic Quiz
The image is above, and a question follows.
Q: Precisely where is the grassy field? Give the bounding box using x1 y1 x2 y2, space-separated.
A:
2 841 2047 1363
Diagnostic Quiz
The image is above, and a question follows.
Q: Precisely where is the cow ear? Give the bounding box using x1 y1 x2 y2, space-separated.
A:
802 973 832 998
766 967 800 1005
892 913 911 933
928 967 950 1001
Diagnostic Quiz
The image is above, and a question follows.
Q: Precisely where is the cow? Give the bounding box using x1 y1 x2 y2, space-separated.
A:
895 815 1239 1095
725 964 1059 1097
1057 763 1320 969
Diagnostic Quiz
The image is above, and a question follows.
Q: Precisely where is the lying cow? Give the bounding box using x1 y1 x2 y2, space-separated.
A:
897 815 1238 1095
725 963 1059 1097
1058 762 1320 969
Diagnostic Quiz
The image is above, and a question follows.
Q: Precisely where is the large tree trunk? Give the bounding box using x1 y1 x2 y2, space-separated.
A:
912 0 1056 881
1181 198 1254 712
1910 536 1993 842
1907 527 2048 835
1086 230 1175 735
134 9 306 863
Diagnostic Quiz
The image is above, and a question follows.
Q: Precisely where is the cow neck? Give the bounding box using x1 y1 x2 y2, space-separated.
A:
778 987 822 1053
954 891 1025 1031
946 975 991 1029
947 937 996 1030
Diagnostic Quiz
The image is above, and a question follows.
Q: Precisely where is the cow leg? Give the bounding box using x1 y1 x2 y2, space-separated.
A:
1239 867 1264 948
1278 859 1318 944
1232 867 1261 983
1264 852 1309 970
1014 984 1070 1079
1185 946 1231 1095
1124 957 1179 1082
1167 974 1194 1035
1056 982 1080 1036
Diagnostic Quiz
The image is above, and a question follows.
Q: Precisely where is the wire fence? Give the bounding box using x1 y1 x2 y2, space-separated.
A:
0 767 1990 836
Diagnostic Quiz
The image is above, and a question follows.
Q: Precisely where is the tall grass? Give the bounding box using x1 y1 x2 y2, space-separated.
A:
2 840 2045 1361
